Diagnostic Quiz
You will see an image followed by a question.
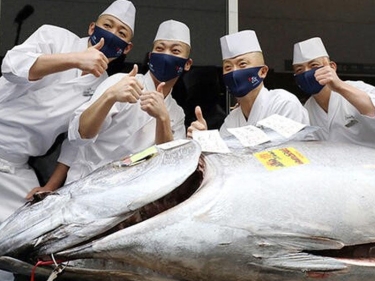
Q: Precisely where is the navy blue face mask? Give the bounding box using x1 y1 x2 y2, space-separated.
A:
223 66 264 98
294 68 324 96
148 53 188 82
89 25 128 58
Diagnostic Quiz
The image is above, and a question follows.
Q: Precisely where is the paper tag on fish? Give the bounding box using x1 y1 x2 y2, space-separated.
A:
256 114 307 138
192 130 231 153
228 125 270 147
119 146 158 166
254 147 309 171
157 139 190 150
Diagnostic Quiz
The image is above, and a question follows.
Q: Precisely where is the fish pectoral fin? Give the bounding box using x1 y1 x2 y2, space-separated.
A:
274 234 345 251
264 252 347 272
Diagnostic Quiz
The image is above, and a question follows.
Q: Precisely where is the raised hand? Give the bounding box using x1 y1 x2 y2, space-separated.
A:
187 106 208 138
80 38 109 77
140 82 168 119
315 64 375 117
107 64 143 103
315 65 342 91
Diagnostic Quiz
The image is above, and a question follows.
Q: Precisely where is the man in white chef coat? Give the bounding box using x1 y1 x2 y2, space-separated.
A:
187 30 309 138
0 0 136 235
292 37 375 148
26 19 192 190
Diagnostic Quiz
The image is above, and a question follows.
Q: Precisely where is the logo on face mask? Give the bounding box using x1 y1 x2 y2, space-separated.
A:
294 67 324 96
89 25 129 58
249 76 259 84
148 53 188 82
223 66 264 98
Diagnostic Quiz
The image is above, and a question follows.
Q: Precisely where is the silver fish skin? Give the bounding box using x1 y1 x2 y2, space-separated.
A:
56 139 375 281
0 139 201 258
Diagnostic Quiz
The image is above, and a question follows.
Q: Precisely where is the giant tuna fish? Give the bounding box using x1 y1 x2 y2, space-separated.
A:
1 135 375 281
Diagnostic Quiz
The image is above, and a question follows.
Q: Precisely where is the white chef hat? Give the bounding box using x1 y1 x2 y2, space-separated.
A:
293 37 329 65
100 0 136 35
220 30 262 60
154 19 191 47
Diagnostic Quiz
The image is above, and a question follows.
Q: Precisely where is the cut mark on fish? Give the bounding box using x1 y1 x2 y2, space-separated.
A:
306 271 333 278
109 158 204 230
304 242 375 267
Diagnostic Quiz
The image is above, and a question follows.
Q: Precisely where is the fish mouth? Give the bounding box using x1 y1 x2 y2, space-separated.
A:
105 156 205 231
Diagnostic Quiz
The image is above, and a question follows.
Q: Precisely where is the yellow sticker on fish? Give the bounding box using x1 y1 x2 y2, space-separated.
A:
118 146 158 167
254 147 309 170
130 146 158 163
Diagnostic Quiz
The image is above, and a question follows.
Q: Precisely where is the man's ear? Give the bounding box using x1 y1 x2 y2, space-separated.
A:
184 58 193 71
259 65 269 78
329 60 337 71
123 42 133 55
88 22 96 36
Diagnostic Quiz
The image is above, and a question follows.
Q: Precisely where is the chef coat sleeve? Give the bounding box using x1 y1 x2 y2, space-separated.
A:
1 25 70 84
57 138 78 167
68 74 125 146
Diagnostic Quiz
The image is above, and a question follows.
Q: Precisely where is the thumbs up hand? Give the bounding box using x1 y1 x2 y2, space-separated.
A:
79 38 109 77
187 106 208 139
140 82 168 119
92 37 105 51
106 64 144 103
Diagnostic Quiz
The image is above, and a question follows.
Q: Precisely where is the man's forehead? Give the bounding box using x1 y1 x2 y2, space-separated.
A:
98 15 132 31
154 40 188 47
153 40 191 55
223 52 260 63
294 57 326 67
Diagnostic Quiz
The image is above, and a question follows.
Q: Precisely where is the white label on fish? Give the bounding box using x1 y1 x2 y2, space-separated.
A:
228 125 270 147
192 130 231 153
256 114 307 138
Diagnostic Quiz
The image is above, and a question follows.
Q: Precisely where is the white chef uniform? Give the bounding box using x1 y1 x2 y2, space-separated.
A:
66 71 185 183
220 85 310 138
305 80 375 148
0 25 107 223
